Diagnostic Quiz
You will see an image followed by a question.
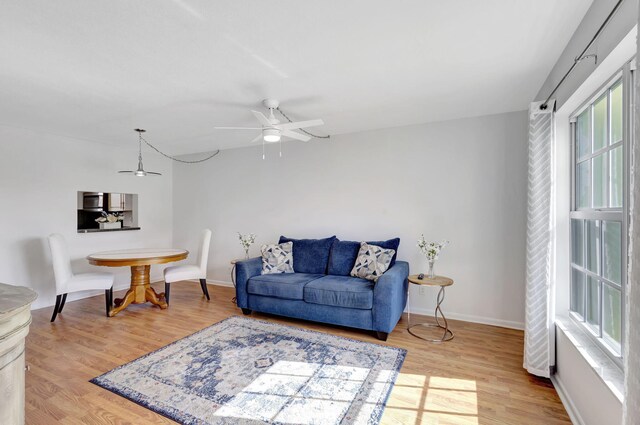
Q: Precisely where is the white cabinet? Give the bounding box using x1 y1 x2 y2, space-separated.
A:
0 283 37 425
108 193 124 211
108 193 132 212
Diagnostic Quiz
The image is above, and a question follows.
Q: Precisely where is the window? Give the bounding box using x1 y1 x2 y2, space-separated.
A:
569 64 631 361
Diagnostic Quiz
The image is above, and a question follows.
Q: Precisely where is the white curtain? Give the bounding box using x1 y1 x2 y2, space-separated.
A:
622 16 640 423
523 100 555 378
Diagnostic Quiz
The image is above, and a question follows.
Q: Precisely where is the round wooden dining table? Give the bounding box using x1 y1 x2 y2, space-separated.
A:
87 248 188 317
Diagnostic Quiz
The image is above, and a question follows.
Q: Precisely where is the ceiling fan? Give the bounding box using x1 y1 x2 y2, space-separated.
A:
214 99 324 143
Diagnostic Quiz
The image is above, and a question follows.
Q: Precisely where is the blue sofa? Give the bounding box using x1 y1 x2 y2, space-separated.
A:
235 236 409 340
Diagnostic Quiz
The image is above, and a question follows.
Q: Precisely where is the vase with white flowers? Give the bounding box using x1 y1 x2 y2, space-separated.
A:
417 235 449 278
237 232 256 259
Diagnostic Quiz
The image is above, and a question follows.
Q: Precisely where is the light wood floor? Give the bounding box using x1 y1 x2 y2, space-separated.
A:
25 283 570 425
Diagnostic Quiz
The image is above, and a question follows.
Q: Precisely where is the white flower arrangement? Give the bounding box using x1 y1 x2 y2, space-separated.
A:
238 232 256 258
417 235 449 261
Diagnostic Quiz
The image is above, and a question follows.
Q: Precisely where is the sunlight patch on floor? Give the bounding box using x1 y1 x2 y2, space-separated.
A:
214 360 373 424
383 373 479 425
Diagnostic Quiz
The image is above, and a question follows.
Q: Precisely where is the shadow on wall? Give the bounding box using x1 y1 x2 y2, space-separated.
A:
19 237 53 300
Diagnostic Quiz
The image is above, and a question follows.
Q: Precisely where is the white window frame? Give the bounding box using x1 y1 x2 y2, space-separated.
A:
568 60 632 367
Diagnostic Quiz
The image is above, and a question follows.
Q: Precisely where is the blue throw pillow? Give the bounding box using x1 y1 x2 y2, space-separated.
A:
278 235 337 274
328 238 400 276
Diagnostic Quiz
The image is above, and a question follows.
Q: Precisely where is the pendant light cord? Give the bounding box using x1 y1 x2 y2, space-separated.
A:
276 107 330 139
139 134 220 163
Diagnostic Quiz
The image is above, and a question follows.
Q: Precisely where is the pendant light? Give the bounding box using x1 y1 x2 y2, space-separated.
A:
118 129 161 177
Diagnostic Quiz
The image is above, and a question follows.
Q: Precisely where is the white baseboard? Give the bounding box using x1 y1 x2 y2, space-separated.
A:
207 279 234 288
406 305 524 330
31 274 165 311
207 280 524 330
176 279 234 288
551 375 584 425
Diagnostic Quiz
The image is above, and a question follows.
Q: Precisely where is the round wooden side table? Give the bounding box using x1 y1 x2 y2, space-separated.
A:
407 274 454 342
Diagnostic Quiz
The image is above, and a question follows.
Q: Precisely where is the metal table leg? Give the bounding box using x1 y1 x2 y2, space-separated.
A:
230 263 237 304
408 286 454 343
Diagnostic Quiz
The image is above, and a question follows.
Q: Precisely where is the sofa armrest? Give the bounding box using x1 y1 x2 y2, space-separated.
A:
372 261 409 333
235 257 262 308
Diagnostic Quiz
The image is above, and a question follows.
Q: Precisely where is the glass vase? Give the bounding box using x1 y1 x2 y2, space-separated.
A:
244 249 250 260
427 259 436 278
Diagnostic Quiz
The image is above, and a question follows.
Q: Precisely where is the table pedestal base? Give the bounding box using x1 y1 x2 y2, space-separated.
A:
109 265 167 317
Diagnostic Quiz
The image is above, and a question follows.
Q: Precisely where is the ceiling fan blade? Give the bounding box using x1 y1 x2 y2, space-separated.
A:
282 130 311 142
118 171 135 174
146 171 162 176
278 119 324 130
250 134 263 143
214 126 263 130
252 110 272 127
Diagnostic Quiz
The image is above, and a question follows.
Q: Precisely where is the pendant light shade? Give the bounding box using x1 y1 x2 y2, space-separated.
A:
118 129 161 177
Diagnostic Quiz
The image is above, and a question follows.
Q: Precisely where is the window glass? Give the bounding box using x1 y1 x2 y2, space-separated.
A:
586 276 600 328
586 220 600 274
570 72 627 361
611 82 623 144
592 154 607 208
571 219 584 267
610 146 623 208
603 284 622 349
603 221 622 285
571 269 585 319
577 108 591 159
593 95 607 151
577 161 590 209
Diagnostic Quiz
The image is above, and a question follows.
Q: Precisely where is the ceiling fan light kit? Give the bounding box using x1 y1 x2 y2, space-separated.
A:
214 98 328 158
262 128 281 143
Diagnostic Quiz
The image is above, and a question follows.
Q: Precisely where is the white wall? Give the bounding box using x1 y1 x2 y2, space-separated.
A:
0 125 173 310
173 111 528 329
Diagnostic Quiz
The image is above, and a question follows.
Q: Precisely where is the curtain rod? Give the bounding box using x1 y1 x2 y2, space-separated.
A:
539 0 625 110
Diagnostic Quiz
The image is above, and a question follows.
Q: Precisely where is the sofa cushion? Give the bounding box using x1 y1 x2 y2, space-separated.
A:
261 241 294 274
303 275 375 310
350 242 396 282
328 238 400 276
247 273 324 300
278 235 337 274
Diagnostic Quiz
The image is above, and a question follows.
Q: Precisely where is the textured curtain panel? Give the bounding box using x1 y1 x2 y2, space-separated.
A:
622 21 640 424
523 101 555 378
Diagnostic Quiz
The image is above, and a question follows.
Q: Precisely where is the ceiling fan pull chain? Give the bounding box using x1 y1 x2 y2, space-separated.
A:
275 107 330 139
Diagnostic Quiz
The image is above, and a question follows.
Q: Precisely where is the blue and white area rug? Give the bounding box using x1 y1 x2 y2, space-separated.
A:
91 316 406 424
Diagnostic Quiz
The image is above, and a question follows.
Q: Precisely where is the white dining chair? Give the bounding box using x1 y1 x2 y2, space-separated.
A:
164 229 212 305
48 233 115 322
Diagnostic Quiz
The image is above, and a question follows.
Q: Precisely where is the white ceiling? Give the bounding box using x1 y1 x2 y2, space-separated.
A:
0 1 592 154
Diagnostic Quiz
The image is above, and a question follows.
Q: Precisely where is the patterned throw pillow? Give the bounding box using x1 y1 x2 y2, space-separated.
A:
350 242 396 281
261 242 294 274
